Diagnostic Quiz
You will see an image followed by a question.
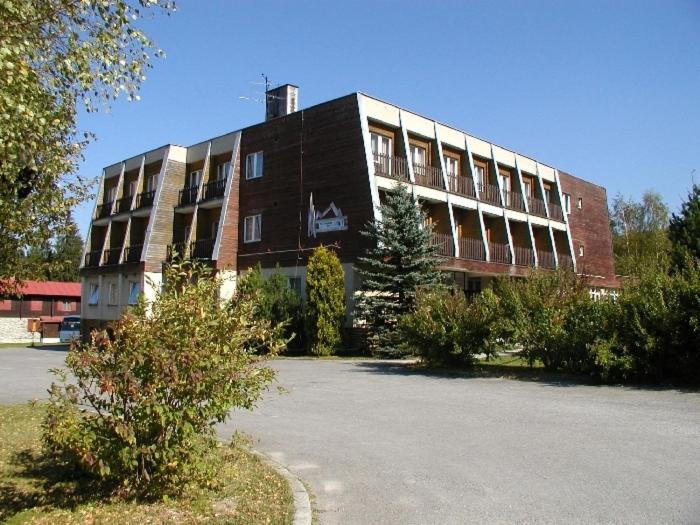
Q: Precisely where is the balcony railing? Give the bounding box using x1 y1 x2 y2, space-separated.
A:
178 185 199 206
116 195 132 214
135 190 155 209
458 237 485 261
479 183 502 205
123 243 143 263
430 232 454 257
96 201 113 218
549 202 564 221
558 253 574 270
166 241 188 261
84 250 101 267
189 238 215 260
373 153 409 181
202 177 227 201
537 250 556 269
528 197 547 217
513 245 535 266
103 247 122 265
503 190 526 212
413 163 444 190
447 174 476 198
489 241 511 264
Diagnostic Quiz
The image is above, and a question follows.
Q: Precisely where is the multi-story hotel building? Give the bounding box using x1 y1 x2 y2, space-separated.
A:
80 86 616 333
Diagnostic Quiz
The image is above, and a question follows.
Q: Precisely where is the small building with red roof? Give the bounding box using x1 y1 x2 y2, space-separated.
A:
0 280 81 343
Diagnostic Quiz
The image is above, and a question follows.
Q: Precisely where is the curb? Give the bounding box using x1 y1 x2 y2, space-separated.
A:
252 450 312 525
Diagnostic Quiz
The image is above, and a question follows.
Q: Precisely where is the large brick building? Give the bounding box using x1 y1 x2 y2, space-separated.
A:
80 86 616 332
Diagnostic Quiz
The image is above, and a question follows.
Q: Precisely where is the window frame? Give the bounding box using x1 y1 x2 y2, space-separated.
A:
577 197 583 210
563 193 572 214
108 282 118 306
88 284 99 305
187 169 202 189
216 161 231 181
127 281 140 305
246 151 264 180
243 214 262 243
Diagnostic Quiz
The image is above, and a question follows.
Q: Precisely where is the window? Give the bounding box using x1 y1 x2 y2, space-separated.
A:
288 277 302 296
187 170 202 188
216 162 231 181
543 183 552 203
498 171 511 193
128 180 137 197
210 220 219 239
409 144 426 166
473 165 485 188
246 151 263 180
244 214 261 243
128 281 140 305
108 283 118 305
443 155 459 177
578 244 584 257
370 132 392 157
563 193 572 214
146 174 158 193
0 299 11 311
577 197 583 209
522 177 532 198
58 300 72 312
106 186 117 203
88 284 99 305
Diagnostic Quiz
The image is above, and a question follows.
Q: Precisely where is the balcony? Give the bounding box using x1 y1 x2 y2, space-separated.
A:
489 241 511 264
135 190 155 209
448 175 476 198
479 184 502 206
178 185 199 206
116 195 132 214
103 247 122 266
96 201 113 218
166 241 188 261
430 232 454 257
84 250 101 267
202 178 227 201
458 237 485 261
413 163 444 190
549 202 564 221
503 190 526 212
558 253 574 270
528 197 547 217
373 153 409 181
513 245 535 266
537 250 556 269
123 244 143 263
189 238 214 260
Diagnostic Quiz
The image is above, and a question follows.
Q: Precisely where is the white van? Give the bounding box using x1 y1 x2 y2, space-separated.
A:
59 315 81 343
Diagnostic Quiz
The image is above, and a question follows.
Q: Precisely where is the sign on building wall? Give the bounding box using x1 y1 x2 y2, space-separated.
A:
307 193 348 238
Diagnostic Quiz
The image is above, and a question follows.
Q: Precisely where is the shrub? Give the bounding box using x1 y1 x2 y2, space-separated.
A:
305 246 345 355
398 286 501 367
43 260 285 496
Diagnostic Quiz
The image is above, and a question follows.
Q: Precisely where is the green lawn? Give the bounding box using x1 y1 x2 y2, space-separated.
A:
0 403 293 524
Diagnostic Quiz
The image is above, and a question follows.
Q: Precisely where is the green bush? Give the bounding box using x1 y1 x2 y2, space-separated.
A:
305 246 345 355
43 261 285 496
398 286 501 366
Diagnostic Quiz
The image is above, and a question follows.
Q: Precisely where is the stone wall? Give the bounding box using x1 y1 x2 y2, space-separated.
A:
0 318 34 343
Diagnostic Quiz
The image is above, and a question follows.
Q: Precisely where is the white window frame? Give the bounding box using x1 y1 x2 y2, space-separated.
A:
443 155 459 178
88 284 99 305
409 144 426 166
216 162 231 181
187 170 202 189
246 151 264 180
474 165 485 188
127 281 140 305
577 197 583 210
563 193 572 214
106 186 117 203
146 174 158 193
579 244 585 257
243 214 262 243
60 300 71 311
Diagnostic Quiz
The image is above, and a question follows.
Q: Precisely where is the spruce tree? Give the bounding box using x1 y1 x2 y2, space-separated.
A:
50 212 83 281
356 184 442 355
669 184 700 271
305 246 346 356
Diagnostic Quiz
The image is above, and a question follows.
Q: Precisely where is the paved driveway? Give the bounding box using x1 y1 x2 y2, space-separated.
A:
1 349 699 524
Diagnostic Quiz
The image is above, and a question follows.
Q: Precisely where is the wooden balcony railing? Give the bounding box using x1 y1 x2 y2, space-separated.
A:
84 250 102 267
479 183 502 205
103 247 122 266
538 250 556 269
447 174 476 198
97 201 113 218
513 245 535 266
430 232 454 257
528 197 547 217
202 177 227 201
178 185 199 206
458 237 485 261
135 190 155 209
413 163 444 190
166 241 187 261
503 190 526 212
189 238 215 260
123 243 143 263
549 202 564 221
558 253 574 270
116 195 132 214
489 241 511 264
373 153 409 181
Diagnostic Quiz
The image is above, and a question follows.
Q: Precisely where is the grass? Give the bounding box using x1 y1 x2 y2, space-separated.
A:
0 403 294 524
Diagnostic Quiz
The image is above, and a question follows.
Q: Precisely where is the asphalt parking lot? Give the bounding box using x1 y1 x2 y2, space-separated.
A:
2 347 699 524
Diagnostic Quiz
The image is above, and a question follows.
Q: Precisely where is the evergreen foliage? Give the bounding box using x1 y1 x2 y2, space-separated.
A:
305 246 345 356
22 212 83 282
669 184 700 271
356 184 442 355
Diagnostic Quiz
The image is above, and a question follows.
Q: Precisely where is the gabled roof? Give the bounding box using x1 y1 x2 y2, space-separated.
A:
5 280 81 298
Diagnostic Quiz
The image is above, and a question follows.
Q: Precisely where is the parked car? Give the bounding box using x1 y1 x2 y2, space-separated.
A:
59 315 81 343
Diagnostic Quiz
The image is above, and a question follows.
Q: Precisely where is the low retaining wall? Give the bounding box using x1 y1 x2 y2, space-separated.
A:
0 318 34 343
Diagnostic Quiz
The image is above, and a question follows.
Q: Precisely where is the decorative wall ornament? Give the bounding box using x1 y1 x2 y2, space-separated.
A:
308 192 348 238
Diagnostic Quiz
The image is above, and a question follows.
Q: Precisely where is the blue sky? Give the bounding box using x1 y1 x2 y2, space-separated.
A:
74 0 700 237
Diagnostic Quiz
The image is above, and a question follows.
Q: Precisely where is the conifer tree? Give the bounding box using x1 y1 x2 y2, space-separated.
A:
305 247 346 355
669 184 700 271
356 184 442 355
